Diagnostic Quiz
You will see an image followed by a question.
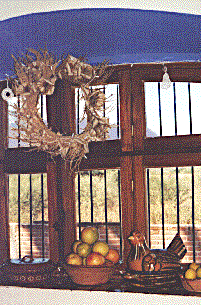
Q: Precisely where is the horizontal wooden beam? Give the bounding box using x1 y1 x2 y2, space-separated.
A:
143 135 201 168
98 61 201 84
4 147 48 174
4 140 122 174
144 134 201 155
143 152 201 168
5 134 201 173
78 139 121 171
1 61 201 88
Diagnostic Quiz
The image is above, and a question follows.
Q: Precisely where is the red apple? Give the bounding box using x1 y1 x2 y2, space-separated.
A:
66 253 82 265
105 249 120 264
86 252 105 266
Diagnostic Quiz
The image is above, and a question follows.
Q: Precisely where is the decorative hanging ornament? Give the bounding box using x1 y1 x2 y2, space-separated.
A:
161 65 171 90
1 76 14 101
3 47 113 172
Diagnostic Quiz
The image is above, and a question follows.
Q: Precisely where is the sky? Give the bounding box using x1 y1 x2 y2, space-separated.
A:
0 0 201 21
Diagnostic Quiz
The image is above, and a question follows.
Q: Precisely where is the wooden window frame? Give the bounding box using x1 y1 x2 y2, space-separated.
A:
1 61 201 275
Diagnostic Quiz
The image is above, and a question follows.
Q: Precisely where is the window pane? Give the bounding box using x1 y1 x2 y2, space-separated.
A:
145 83 160 137
190 83 201 134
106 169 120 223
8 97 18 148
147 168 163 249
147 166 201 263
9 173 49 259
75 169 122 258
8 95 47 148
175 83 190 135
145 82 201 137
75 84 120 140
160 83 175 136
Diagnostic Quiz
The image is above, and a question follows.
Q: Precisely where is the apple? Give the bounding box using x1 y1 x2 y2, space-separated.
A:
185 268 197 280
105 249 120 264
66 253 82 265
197 267 201 278
92 241 109 257
72 240 82 253
81 227 99 245
86 252 105 266
189 262 200 271
77 242 91 258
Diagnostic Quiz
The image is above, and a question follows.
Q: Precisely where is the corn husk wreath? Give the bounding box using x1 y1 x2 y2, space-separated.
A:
8 47 113 171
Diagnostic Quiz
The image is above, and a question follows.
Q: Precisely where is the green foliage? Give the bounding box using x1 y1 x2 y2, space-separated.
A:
9 170 121 225
75 169 120 223
8 167 201 227
9 174 48 223
148 167 201 225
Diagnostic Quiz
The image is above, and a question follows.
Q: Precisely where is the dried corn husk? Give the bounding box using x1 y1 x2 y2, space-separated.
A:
9 47 113 171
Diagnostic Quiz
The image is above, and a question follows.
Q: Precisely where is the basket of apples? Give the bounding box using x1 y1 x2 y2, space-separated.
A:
180 262 201 292
64 226 120 285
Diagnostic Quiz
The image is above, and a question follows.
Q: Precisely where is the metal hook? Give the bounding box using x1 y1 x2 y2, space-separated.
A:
161 64 171 90
5 74 9 88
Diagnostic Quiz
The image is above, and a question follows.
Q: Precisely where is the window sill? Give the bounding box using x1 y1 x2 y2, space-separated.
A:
1 273 201 299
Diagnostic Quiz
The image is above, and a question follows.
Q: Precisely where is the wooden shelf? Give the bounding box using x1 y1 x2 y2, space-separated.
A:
1 273 200 298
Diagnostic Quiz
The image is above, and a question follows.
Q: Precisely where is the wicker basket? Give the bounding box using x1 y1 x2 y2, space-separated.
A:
180 275 201 293
64 260 115 285
120 270 180 289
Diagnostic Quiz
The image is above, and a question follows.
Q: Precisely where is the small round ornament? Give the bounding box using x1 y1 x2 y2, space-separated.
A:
1 87 14 101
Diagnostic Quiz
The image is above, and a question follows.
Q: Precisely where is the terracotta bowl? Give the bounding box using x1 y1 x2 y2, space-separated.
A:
64 260 115 286
180 275 201 293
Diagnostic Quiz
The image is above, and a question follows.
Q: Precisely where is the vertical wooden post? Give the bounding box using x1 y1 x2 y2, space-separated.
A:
46 78 76 262
0 81 9 263
118 70 133 153
131 69 147 238
46 79 61 263
46 161 59 262
119 70 134 266
59 79 76 258
120 156 133 267
132 155 147 235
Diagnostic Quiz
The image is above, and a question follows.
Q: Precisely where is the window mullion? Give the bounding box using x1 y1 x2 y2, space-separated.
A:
119 69 134 266
0 80 9 263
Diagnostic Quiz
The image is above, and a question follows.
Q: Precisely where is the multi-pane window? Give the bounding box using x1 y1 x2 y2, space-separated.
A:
75 84 122 259
7 95 49 259
75 169 122 259
9 173 49 259
146 166 201 263
2 63 201 294
145 80 201 263
145 82 201 137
